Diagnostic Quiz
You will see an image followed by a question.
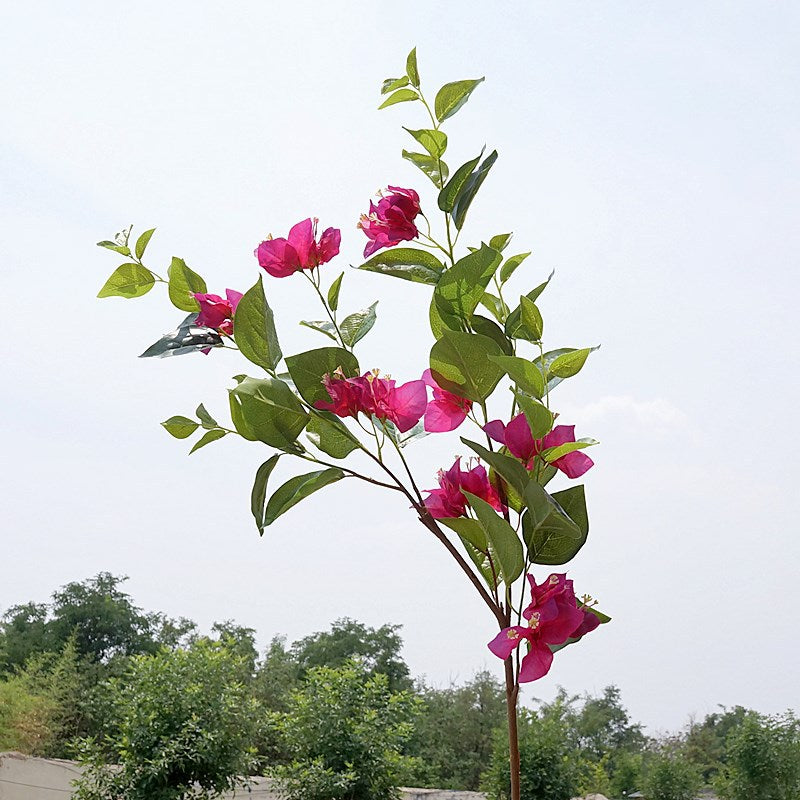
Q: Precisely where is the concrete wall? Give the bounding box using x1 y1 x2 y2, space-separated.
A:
0 753 486 800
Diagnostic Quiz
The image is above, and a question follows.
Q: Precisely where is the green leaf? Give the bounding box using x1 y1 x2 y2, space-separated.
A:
327 272 344 313
195 403 218 429
340 302 378 347
519 295 543 341
285 347 360 406
134 228 155 260
378 88 418 109
488 355 545 398
460 538 498 589
479 292 505 323
461 438 529 499
233 275 282 372
504 270 554 339
464 493 524 584
499 252 530 284
228 375 308 451
522 482 588 565
541 438 598 463
429 330 504 403
97 263 155 299
402 150 449 186
452 149 498 230
471 315 513 356
551 485 589 538
189 429 227 454
299 320 338 342
433 244 502 329
357 247 445 284
96 241 131 256
438 153 482 213
139 313 222 358
406 47 419 87
489 233 513 252
434 78 484 122
514 391 553 438
161 416 199 439
251 455 281 534
439 517 487 551
167 257 207 312
263 468 345 526
403 128 447 158
381 76 409 94
306 412 360 459
549 347 594 379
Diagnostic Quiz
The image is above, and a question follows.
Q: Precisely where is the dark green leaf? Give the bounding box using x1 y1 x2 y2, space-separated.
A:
195 403 218 429
134 228 156 260
189 429 227 454
429 330 504 403
167 257 206 312
233 275 282 371
464 493 523 584
139 313 222 358
461 438 529 499
403 128 447 158
306 412 360 459
438 153 482 213
378 88 418 109
299 319 338 342
327 272 344 312
522 482 587 565
439 517 487 550
357 247 445 284
228 375 308 451
452 149 498 230
551 485 589 537
97 263 155 299
499 252 530 284
340 302 378 347
488 355 545 398
514 391 553 438
479 292 505 323
433 244 502 329
549 347 594 379
402 150 449 186
285 347 360 406
434 78 484 122
251 455 281 534
471 315 513 355
263 468 345 526
504 270 554 339
381 76 409 94
460 538 497 589
519 295 543 341
161 416 199 439
406 47 419 87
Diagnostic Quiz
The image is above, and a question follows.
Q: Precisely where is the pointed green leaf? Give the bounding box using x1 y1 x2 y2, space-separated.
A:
504 270 554 339
263 468 345 526
429 330 504 403
381 76 409 94
233 275 282 371
285 347 360 406
439 517 487 551
97 263 155 299
306 412 360 459
479 292 506 323
189 429 227 454
549 347 595 379
499 252 530 284
402 150 449 186
433 244 502 329
167 257 206 312
489 355 545 399
327 272 344 312
452 149 498 230
471 315 513 356
541 438 598 463
195 403 218 430
461 438 529 498
514 391 553 439
438 153 482 213
97 241 131 256
357 247 445 284
134 228 156 260
522 482 587 565
406 47 419 87
299 319 338 342
434 78 484 122
340 302 378 347
251 455 281 534
519 295 543 341
403 128 447 158
489 233 513 252
464 493 523 584
161 416 199 439
378 88 418 109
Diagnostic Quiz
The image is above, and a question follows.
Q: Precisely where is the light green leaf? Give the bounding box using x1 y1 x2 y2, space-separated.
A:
285 347 360 406
452 149 498 230
504 270 554 339
402 150 449 186
406 47 420 87
233 275 282 371
519 295 543 341
251 455 281 534
479 292 506 323
549 347 595 379
439 517 487 551
167 257 206 312
499 252 530 284
488 355 545 398
403 127 447 158
97 263 155 299
195 403 218 429
381 76 409 94
438 153 482 213
378 88 418 109
464 493 524 584
489 233 513 252
161 416 199 439
429 330 504 403
306 412 360 459
327 272 344 312
97 241 131 256
299 319 338 342
134 228 156 260
340 302 378 347
434 77 484 122
263 468 345 526
514 391 553 439
433 244 502 329
357 247 445 285
189 429 227 454
541 438 598 462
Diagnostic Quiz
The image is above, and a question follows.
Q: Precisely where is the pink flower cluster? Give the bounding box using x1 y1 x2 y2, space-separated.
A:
358 186 421 257
315 369 427 433
193 289 243 336
422 370 472 432
255 218 340 278
485 416 594 479
488 573 599 682
423 458 504 519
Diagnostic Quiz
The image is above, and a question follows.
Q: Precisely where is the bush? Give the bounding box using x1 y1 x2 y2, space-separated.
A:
643 749 701 800
270 660 419 800
0 676 54 754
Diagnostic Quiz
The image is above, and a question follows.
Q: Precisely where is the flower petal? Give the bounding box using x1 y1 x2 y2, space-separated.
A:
518 641 554 682
488 626 529 660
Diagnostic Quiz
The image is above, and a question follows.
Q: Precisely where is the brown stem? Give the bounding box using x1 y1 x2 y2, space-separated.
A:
504 658 521 800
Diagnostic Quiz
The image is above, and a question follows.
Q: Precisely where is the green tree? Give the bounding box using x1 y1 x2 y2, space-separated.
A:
684 705 749 783
0 675 54 754
716 711 800 800
73 641 262 800
643 747 701 800
0 602 51 673
291 617 412 692
270 660 419 800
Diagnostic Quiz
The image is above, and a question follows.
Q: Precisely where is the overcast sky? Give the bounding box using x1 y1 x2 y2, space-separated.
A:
2 1 799 733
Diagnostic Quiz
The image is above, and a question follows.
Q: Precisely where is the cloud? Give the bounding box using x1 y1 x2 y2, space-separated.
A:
560 395 687 428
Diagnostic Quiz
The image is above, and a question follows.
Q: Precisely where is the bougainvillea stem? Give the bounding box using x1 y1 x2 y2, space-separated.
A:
504 658 521 800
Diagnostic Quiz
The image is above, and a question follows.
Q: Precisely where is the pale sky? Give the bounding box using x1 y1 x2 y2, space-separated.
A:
2 1 799 733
